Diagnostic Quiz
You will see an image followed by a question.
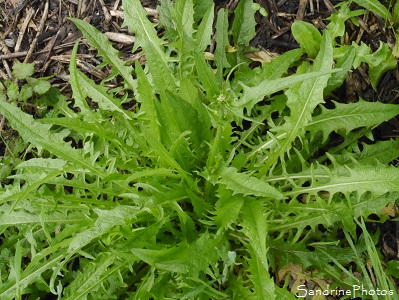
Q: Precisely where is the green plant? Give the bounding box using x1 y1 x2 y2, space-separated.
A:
0 63 63 184
349 0 399 60
0 0 398 299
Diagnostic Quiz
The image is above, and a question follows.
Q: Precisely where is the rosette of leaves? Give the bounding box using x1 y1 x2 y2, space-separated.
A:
0 0 398 299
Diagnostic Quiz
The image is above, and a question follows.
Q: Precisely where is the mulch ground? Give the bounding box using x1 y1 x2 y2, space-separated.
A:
1 0 399 295
1 0 398 103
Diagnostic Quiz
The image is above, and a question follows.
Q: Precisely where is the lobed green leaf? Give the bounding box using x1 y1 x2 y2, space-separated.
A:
68 18 136 91
307 100 399 142
122 0 176 93
218 166 283 199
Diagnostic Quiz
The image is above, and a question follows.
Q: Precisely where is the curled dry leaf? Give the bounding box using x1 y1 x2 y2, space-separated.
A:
245 49 280 63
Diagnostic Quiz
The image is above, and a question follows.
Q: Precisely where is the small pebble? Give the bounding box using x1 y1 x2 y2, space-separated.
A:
5 39 15 48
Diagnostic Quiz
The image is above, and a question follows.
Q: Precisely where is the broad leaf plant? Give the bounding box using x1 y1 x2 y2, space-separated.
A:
0 0 399 299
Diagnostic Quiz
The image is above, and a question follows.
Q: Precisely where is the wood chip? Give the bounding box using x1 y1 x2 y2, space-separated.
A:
104 32 135 45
